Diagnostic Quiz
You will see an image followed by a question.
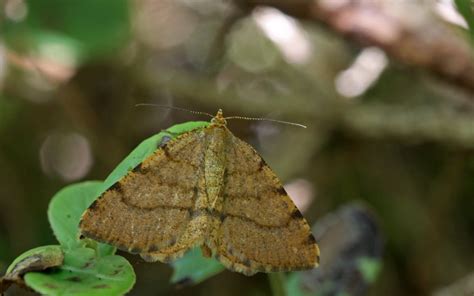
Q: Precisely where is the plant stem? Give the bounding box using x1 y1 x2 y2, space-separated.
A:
268 273 286 296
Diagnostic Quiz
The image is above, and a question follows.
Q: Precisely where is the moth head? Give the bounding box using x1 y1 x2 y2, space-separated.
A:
211 109 227 126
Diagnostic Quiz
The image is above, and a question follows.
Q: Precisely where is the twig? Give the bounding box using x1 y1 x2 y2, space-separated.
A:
342 104 474 147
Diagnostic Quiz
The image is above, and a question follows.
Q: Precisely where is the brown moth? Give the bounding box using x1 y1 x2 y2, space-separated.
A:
79 109 319 276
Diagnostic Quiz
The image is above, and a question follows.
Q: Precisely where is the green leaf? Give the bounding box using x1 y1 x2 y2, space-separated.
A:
170 247 225 286
455 0 474 39
24 248 135 296
99 121 209 193
48 181 115 256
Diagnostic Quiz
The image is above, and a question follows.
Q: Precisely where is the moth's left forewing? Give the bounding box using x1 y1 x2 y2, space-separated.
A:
80 128 210 262
211 130 319 275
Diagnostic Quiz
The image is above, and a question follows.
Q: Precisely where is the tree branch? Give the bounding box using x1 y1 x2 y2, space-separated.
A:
236 0 474 95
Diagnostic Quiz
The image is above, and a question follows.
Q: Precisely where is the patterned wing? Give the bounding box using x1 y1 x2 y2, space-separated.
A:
214 132 320 275
80 129 208 263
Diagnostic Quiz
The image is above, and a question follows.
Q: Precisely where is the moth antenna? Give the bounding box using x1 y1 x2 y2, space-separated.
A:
135 104 214 118
224 116 307 129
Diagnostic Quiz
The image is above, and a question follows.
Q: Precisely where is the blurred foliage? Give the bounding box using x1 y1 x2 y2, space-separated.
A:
455 0 474 39
1 0 474 295
0 97 19 133
2 0 130 63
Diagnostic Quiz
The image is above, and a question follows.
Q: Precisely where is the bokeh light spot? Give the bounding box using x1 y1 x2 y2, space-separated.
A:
40 132 93 181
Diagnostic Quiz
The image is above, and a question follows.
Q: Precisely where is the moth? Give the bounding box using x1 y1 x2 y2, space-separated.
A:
80 109 319 276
